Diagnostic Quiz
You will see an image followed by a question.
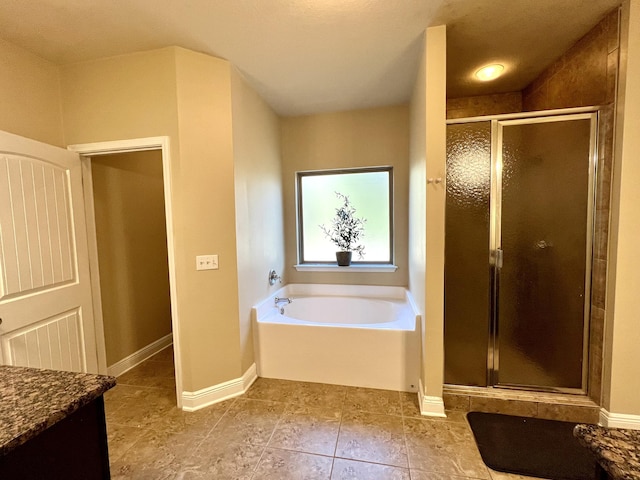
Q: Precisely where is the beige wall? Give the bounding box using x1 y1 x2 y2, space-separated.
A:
423 26 447 399
409 33 428 386
0 38 64 146
409 26 446 404
604 0 640 416
91 150 172 366
60 47 244 393
61 48 180 146
409 26 446 405
281 105 410 286
231 69 285 372
173 48 242 390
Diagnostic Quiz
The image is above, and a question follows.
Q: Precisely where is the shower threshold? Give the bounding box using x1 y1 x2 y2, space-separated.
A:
443 384 600 424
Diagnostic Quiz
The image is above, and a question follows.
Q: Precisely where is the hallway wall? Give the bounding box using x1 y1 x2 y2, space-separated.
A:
91 150 172 367
0 38 64 146
60 47 243 393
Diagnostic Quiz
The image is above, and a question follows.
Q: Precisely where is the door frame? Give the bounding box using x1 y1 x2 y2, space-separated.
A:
68 137 182 407
489 112 598 394
446 106 599 395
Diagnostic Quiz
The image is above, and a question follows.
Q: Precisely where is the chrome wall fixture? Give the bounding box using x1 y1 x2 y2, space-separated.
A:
268 270 281 286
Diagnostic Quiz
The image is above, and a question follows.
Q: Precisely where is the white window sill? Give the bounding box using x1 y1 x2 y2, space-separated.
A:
294 264 398 273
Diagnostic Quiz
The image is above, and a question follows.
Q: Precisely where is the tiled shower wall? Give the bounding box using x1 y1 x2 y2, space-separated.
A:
446 92 523 119
521 7 620 406
445 7 620 405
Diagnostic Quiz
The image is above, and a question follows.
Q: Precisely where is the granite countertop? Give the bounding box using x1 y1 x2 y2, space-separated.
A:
0 365 115 456
574 423 640 480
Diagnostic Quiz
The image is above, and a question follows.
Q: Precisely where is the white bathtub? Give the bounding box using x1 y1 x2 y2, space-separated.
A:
252 284 421 392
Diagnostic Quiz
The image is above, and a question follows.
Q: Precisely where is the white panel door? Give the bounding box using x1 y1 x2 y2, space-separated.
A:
0 130 97 373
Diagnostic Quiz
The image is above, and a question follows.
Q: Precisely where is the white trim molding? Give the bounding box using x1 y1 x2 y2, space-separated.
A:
418 379 447 417
107 335 173 377
68 136 183 407
294 264 398 273
182 364 258 412
600 408 640 430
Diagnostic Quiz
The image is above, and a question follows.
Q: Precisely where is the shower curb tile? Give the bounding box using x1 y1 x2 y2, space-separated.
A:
443 393 470 412
468 397 538 417
535 403 599 423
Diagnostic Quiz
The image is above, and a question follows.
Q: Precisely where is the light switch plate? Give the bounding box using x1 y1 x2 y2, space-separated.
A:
196 254 219 270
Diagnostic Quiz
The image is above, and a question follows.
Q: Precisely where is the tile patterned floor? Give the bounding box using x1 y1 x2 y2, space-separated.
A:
104 347 544 479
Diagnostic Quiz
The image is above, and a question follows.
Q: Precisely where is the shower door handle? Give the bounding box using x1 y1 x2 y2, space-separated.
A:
490 249 504 269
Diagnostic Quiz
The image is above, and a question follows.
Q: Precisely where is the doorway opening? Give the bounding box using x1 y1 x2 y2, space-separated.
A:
68 137 182 408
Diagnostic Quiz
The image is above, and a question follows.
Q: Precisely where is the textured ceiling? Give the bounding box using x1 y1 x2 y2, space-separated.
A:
0 0 621 116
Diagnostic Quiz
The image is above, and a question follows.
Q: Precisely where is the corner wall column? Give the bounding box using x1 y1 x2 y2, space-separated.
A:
602 0 640 427
420 24 447 416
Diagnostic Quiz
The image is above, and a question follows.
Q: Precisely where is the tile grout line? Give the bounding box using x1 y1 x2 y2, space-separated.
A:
248 394 291 479
201 396 238 438
400 393 415 479
328 387 349 478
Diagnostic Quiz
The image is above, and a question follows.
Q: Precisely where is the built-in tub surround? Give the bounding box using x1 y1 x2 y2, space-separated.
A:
252 284 420 392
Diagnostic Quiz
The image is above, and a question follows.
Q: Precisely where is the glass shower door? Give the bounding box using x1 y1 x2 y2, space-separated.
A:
445 122 492 386
493 114 596 392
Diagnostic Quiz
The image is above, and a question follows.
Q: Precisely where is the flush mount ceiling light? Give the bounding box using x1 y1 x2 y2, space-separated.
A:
475 64 505 81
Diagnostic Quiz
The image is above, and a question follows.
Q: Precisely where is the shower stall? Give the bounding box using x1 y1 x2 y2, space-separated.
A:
445 109 598 394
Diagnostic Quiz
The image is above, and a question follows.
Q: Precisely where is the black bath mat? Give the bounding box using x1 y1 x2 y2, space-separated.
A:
467 412 597 480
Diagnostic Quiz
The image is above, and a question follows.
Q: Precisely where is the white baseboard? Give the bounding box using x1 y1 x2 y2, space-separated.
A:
107 333 173 377
181 363 258 412
418 379 446 417
599 408 640 430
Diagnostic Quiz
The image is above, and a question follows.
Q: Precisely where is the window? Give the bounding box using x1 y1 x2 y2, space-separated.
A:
297 167 393 264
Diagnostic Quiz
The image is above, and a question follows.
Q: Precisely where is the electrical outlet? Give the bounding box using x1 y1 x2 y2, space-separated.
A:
196 254 219 271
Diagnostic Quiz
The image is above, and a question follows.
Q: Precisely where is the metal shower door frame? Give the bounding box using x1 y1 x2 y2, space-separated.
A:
487 111 598 394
